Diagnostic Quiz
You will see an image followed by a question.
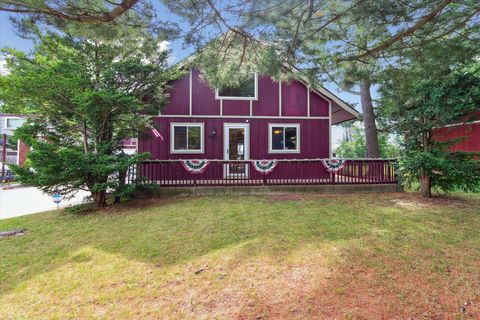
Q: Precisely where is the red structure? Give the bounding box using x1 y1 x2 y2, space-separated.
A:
139 69 359 162
432 112 480 153
136 68 399 185
1 114 29 178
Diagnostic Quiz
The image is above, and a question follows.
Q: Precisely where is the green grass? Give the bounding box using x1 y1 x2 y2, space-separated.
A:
1 192 480 319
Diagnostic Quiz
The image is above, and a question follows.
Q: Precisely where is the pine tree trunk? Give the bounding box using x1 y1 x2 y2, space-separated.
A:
359 80 380 158
419 131 432 198
420 174 432 198
114 169 126 204
92 190 107 208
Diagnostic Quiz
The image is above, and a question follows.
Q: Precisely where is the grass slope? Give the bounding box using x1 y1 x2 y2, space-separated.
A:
1 193 479 319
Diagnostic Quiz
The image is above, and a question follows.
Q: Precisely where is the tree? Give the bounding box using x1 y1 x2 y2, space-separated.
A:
163 0 479 157
335 121 400 159
380 49 480 197
0 1 180 41
0 0 142 23
0 23 179 207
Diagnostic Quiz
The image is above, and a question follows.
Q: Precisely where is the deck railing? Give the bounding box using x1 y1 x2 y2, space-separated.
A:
126 159 398 187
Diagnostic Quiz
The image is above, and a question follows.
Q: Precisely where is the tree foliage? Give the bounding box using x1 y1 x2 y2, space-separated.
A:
380 47 480 196
165 0 479 159
0 22 179 207
335 122 400 159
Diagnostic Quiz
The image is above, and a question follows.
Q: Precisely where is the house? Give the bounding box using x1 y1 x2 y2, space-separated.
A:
139 69 359 163
132 68 397 185
432 112 480 154
0 114 28 167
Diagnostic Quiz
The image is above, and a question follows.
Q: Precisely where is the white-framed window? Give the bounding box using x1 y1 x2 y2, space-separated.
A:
170 122 204 154
4 117 24 129
268 123 300 153
215 73 258 100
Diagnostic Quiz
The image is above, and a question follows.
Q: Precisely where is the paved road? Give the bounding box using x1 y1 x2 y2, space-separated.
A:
0 186 89 220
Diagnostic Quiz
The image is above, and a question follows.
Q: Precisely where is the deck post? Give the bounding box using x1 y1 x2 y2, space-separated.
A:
330 172 336 184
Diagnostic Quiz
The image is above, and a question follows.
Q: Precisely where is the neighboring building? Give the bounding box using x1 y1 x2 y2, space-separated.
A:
432 112 480 153
138 68 359 170
122 138 138 155
0 114 28 166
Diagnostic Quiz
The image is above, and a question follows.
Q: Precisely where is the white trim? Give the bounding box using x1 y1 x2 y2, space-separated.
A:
441 120 480 128
223 123 250 178
317 86 360 118
157 114 329 120
278 80 282 116
3 116 22 129
16 139 20 165
170 122 204 154
268 123 301 154
189 69 193 116
307 86 310 117
283 63 360 119
249 100 253 116
136 135 139 155
220 99 223 116
174 52 358 121
215 73 258 101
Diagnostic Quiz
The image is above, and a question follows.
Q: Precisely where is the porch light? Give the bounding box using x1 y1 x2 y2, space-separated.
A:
211 128 217 136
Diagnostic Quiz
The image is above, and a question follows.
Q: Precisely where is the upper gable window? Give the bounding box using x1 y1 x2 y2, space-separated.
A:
216 73 258 100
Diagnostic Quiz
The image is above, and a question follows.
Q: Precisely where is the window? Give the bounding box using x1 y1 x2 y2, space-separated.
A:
216 73 257 100
5 117 24 129
268 124 300 153
170 123 204 153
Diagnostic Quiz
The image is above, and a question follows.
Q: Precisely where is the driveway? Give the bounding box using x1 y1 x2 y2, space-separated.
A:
0 186 89 220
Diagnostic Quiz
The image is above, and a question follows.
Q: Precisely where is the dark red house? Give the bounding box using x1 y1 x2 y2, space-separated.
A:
134 68 400 186
432 112 480 153
139 69 359 164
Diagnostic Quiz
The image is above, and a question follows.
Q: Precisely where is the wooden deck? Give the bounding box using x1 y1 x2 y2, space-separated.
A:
128 159 398 187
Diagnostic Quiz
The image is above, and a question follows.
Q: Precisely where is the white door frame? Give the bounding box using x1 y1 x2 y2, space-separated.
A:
223 123 250 178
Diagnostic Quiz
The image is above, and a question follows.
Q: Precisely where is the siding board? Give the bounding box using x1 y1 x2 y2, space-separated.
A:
281 82 308 116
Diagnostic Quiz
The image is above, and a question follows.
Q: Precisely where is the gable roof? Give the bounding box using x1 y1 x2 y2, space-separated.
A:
174 50 359 125
286 64 359 124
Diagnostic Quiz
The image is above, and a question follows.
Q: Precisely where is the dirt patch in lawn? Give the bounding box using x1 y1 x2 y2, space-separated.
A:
165 245 334 320
390 192 478 211
309 263 480 319
231 258 480 319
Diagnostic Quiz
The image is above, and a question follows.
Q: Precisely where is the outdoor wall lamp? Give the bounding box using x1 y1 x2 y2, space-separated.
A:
211 128 217 137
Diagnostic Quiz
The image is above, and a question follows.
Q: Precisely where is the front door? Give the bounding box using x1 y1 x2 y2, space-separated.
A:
224 123 250 178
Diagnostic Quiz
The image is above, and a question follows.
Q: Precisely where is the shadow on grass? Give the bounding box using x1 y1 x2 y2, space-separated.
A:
1 193 479 296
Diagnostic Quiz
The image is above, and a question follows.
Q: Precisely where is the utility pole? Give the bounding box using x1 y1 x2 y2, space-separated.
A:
1 134 7 180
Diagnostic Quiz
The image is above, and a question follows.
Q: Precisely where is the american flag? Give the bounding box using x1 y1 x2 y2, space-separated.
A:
151 128 164 141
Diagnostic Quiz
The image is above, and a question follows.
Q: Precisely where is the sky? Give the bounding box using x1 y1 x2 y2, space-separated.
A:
0 8 362 149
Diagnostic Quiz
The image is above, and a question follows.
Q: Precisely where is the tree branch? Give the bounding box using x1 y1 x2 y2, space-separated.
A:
0 0 140 23
338 0 453 61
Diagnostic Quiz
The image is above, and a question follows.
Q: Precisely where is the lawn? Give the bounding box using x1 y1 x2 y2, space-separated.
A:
1 192 480 319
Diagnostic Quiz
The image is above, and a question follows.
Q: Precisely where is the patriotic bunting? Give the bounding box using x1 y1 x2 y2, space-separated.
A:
252 160 278 175
322 159 347 172
181 160 210 174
